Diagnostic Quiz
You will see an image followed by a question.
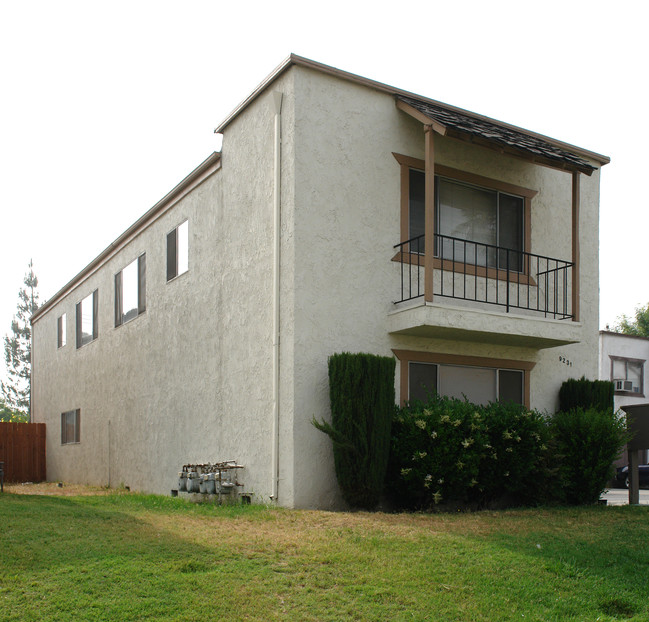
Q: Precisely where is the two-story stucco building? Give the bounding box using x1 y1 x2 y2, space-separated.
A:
31 55 610 509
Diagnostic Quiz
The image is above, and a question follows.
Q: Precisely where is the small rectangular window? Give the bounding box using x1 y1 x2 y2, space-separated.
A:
76 290 98 348
61 409 80 444
115 254 146 327
57 313 67 348
167 220 189 281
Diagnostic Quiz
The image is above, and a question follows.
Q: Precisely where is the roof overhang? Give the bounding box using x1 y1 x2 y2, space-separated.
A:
396 96 598 176
214 54 610 172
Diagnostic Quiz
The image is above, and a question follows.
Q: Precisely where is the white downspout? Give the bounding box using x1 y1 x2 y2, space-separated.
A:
270 91 283 501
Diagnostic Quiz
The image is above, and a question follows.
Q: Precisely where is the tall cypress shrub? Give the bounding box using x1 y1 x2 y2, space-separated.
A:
559 377 614 413
551 407 627 504
313 352 396 510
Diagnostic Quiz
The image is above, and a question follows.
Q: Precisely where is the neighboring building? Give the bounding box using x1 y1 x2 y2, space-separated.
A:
31 55 610 509
599 330 649 465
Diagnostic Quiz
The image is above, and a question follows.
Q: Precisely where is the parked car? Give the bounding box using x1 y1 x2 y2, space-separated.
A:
615 464 649 489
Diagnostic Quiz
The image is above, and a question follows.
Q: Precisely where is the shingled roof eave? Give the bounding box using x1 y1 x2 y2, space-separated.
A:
397 95 598 176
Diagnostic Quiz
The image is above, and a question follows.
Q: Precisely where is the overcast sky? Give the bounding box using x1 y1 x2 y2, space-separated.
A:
1 0 646 383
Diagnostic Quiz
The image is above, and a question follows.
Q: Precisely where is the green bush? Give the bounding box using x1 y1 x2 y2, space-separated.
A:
550 407 628 505
313 352 396 510
559 377 614 414
386 395 550 510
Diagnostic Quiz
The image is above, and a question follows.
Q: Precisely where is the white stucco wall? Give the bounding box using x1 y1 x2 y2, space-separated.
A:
599 331 649 464
599 331 649 409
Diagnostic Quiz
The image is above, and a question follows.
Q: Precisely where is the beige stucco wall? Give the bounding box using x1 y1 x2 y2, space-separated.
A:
32 69 298 503
32 172 231 494
288 66 601 508
32 62 603 509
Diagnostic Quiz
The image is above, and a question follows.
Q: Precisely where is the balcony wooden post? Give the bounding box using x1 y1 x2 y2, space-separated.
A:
424 125 435 303
572 171 580 322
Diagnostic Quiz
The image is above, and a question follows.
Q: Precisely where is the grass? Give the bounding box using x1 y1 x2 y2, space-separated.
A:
1 487 648 621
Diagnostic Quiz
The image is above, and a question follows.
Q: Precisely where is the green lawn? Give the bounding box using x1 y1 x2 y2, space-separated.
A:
1 489 648 621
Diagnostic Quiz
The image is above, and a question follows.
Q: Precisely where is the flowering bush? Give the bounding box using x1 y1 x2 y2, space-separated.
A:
386 394 550 510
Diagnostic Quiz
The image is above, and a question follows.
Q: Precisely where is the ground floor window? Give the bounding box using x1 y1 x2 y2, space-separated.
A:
61 409 80 444
393 349 535 408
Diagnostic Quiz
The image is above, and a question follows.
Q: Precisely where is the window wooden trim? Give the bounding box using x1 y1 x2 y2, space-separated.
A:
392 251 537 286
609 355 645 397
392 349 535 408
392 152 535 280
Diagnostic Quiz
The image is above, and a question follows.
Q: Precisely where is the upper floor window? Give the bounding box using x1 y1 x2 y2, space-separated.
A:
611 356 644 395
167 220 188 281
409 169 525 270
61 409 80 444
76 290 98 348
115 254 146 327
57 313 67 348
394 155 535 272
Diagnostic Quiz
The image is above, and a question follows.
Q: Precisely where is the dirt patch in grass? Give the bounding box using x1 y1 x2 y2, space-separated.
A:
3 482 120 497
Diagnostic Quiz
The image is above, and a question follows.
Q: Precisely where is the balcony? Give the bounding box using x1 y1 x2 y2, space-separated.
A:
390 234 581 349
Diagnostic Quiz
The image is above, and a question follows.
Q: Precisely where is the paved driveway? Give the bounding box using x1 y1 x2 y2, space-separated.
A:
601 487 649 506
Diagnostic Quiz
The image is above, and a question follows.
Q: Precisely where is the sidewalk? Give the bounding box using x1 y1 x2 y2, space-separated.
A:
601 488 649 506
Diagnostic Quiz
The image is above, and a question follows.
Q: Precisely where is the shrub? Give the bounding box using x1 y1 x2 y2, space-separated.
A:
313 352 396 510
550 407 628 505
386 395 550 510
476 401 551 506
559 377 614 414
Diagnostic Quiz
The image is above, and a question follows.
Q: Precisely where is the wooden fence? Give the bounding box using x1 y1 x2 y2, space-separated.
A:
0 422 46 483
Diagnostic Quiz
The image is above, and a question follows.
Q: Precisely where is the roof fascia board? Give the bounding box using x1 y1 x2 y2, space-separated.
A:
396 99 447 135
32 151 222 324
214 54 609 167
214 55 295 134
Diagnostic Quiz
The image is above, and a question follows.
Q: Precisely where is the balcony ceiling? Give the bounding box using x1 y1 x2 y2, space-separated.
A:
388 301 582 350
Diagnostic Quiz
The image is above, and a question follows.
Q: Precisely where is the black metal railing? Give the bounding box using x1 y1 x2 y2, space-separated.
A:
394 233 574 320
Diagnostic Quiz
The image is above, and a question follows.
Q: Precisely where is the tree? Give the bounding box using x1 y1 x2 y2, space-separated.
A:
0 396 28 423
612 303 649 337
2 261 40 419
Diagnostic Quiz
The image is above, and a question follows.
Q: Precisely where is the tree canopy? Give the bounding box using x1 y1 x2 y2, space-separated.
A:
2 261 40 419
611 303 649 338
